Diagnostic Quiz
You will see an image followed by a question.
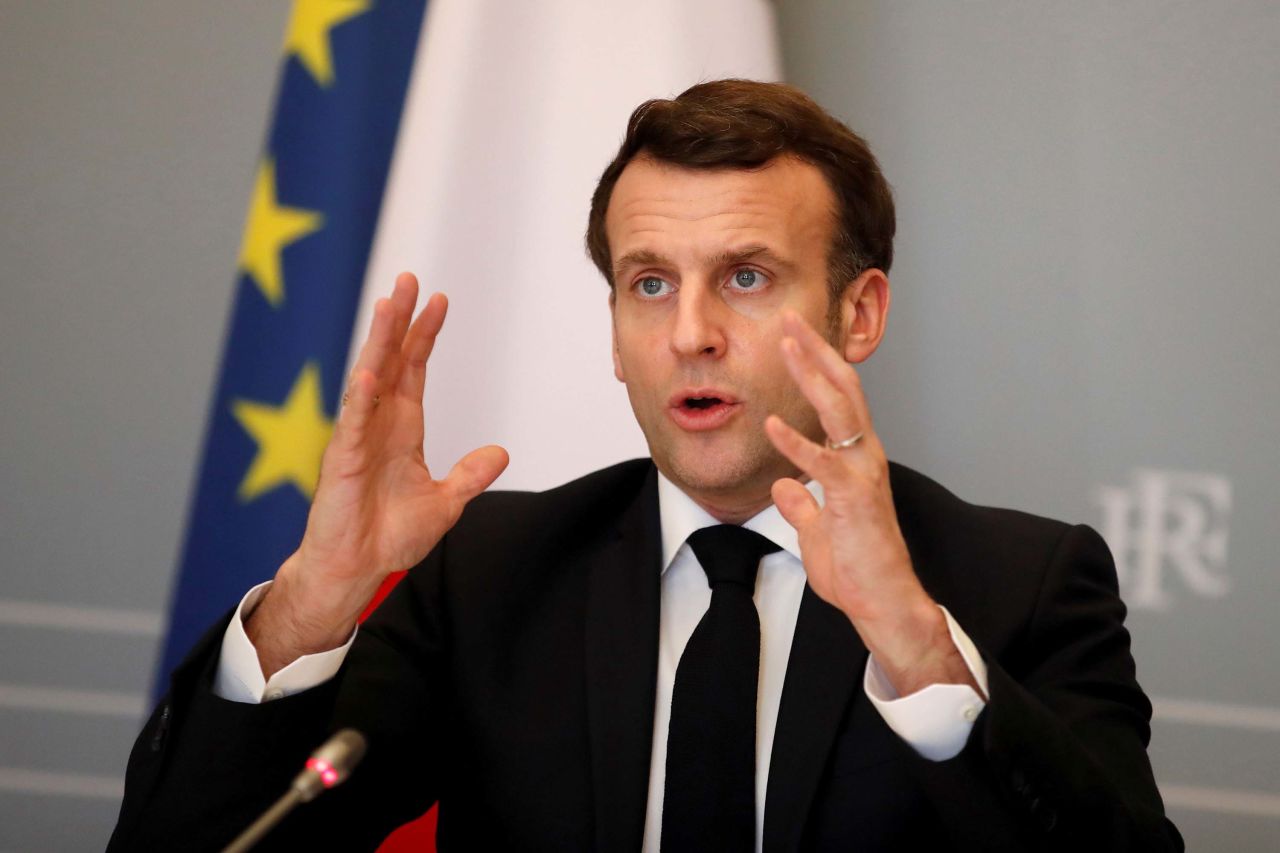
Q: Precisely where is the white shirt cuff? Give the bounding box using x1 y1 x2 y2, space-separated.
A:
213 580 358 704
863 605 989 761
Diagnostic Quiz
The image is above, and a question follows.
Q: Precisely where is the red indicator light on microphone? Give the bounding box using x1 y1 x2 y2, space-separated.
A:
306 757 340 788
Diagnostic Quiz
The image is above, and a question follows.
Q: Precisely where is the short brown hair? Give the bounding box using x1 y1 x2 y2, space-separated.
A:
585 79 895 299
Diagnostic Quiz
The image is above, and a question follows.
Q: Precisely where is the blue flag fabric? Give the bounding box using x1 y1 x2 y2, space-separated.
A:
155 0 428 699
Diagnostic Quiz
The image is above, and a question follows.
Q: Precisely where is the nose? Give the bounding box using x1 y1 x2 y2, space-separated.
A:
670 282 728 359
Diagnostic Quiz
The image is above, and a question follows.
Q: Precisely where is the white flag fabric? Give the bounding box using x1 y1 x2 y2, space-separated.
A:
353 0 782 491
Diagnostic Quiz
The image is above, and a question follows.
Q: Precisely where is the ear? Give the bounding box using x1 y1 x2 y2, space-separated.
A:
836 268 890 364
609 289 626 383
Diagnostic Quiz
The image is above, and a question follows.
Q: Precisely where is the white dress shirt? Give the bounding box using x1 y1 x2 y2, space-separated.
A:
215 472 989 853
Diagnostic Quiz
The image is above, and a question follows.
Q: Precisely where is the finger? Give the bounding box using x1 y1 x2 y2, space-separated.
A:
384 271 418 357
332 367 379 450
780 336 863 447
403 292 447 366
443 444 510 507
764 413 844 485
388 271 419 330
350 274 418 393
782 310 873 431
398 292 448 401
771 477 821 530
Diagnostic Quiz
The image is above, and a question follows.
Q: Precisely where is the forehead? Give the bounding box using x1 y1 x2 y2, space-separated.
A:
604 155 836 270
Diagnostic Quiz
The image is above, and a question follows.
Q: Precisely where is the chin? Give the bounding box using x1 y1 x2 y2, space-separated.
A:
659 441 778 498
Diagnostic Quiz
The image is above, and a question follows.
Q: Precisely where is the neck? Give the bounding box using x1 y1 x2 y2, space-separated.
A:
690 492 776 526
666 466 810 526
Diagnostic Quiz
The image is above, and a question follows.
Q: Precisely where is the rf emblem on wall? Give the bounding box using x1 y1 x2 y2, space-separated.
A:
1096 469 1232 610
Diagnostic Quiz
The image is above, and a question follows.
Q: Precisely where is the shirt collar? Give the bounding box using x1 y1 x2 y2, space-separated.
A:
656 469 823 573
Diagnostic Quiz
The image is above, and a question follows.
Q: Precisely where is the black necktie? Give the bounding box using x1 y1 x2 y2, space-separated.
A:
662 524 781 853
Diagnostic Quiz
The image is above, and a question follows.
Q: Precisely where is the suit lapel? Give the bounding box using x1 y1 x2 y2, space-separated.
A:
763 585 867 852
584 464 662 851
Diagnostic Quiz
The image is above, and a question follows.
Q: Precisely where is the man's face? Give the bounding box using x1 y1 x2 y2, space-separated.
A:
607 155 847 510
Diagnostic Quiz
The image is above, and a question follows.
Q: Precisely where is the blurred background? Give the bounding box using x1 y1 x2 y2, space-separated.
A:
2 1 1277 849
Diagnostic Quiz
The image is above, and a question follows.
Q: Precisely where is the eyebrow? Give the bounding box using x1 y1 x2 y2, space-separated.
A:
612 249 669 280
710 245 798 274
611 245 797 281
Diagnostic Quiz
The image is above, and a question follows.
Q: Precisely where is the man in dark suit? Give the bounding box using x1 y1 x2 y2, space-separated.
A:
110 80 1182 850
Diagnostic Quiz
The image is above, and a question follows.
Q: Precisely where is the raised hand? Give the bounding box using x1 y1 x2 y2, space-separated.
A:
764 310 977 696
248 272 508 676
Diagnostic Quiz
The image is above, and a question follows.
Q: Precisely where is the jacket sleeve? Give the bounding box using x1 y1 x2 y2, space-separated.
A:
107 544 449 853
903 524 1184 851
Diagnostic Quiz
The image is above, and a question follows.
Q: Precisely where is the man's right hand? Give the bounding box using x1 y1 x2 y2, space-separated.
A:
246 272 509 679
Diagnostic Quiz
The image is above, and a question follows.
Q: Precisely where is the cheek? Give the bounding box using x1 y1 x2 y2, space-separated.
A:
743 331 788 384
750 343 812 418
613 337 663 404
614 319 663 371
612 345 625 382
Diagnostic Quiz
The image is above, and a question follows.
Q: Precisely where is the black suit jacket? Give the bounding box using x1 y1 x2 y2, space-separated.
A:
109 460 1182 851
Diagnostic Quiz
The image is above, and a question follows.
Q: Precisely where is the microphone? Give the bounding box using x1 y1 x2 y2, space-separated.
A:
221 729 367 853
292 728 367 802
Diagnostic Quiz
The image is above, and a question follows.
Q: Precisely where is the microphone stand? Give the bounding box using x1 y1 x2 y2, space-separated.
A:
221 789 306 853
220 728 367 853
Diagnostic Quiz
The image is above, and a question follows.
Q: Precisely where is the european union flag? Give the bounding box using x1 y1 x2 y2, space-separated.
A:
155 0 428 697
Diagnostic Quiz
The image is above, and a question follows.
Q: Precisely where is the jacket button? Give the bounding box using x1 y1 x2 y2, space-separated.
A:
1029 795 1058 831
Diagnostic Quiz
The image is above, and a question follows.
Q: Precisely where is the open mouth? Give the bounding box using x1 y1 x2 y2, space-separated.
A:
669 391 740 431
683 396 722 410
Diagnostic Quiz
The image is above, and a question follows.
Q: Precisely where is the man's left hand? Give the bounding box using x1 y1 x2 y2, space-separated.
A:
764 310 979 697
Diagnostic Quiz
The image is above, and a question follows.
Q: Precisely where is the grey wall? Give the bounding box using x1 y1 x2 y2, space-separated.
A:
779 1 1280 849
0 2 288 849
1 1 1276 849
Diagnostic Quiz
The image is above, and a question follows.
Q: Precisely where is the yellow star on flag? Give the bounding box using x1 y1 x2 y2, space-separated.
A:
237 160 323 307
232 362 334 502
284 0 372 87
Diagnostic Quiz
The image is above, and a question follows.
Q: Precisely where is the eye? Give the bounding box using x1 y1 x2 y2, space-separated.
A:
729 268 768 291
636 276 673 298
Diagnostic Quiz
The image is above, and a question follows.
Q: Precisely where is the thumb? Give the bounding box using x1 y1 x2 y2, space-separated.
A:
772 477 821 531
444 445 510 505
